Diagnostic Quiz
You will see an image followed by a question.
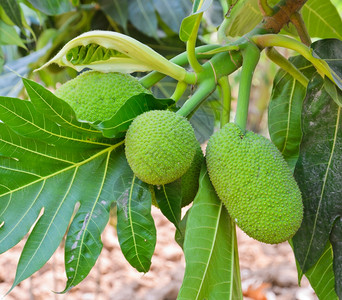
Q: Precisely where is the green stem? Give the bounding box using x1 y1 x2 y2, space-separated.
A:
186 13 205 73
171 81 188 102
139 44 220 89
235 42 260 133
258 0 273 16
176 78 216 118
290 12 311 46
265 47 309 87
218 76 231 127
217 17 231 44
251 34 333 81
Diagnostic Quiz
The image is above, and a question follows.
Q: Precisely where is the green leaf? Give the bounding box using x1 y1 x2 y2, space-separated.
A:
91 94 175 138
330 219 342 298
63 147 130 292
179 0 212 42
0 79 124 291
290 239 338 300
324 77 342 107
26 0 72 15
116 172 156 273
178 165 242 299
302 0 342 40
154 180 182 230
268 55 316 169
0 19 26 48
0 0 24 31
128 0 158 39
292 74 342 280
311 39 342 91
98 0 128 31
153 0 192 33
224 0 342 39
175 210 189 249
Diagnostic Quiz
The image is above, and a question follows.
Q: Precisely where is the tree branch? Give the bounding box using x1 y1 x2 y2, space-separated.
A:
261 0 308 33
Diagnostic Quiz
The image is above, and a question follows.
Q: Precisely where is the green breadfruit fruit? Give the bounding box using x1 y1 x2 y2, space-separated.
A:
181 143 204 207
125 110 198 185
55 71 149 122
206 123 303 244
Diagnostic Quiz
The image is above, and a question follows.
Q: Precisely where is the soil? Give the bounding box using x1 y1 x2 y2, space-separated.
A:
0 207 317 300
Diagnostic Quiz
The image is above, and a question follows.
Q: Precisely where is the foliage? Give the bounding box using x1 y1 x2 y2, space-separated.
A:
0 0 342 299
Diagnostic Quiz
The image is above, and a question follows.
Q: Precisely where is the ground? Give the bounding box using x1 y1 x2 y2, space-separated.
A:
0 207 317 300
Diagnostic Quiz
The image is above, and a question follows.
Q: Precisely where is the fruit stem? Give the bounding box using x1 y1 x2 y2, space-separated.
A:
218 76 231 127
171 81 188 102
186 13 205 74
251 34 334 81
265 47 309 87
176 77 217 118
139 45 221 89
234 41 260 133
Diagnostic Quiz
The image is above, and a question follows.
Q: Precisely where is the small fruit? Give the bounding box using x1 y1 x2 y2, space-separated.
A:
55 71 149 122
206 122 303 244
125 110 197 185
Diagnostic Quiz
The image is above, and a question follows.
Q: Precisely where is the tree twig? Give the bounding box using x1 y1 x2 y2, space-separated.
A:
290 12 311 46
258 0 273 16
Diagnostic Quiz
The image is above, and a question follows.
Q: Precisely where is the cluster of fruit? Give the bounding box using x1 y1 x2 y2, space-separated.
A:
56 71 303 244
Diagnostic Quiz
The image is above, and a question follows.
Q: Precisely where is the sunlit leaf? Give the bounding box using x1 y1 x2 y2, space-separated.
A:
178 165 242 299
92 94 174 138
268 55 316 169
179 0 213 42
0 79 126 292
116 172 156 273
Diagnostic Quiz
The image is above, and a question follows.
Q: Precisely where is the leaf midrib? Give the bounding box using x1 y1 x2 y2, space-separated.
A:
0 141 124 198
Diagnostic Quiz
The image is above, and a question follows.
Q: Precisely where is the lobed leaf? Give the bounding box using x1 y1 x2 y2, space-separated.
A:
178 165 242 300
0 79 125 291
116 172 156 273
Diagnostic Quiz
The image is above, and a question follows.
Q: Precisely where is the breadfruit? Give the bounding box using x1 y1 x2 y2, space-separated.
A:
125 110 197 185
181 143 204 207
55 71 149 122
206 123 303 244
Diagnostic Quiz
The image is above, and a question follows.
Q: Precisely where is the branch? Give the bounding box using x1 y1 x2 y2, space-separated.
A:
261 0 308 33
290 12 311 46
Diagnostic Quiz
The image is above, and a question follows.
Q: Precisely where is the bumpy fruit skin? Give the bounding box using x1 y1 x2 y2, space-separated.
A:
206 123 303 244
181 143 204 207
125 110 197 185
55 71 148 122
